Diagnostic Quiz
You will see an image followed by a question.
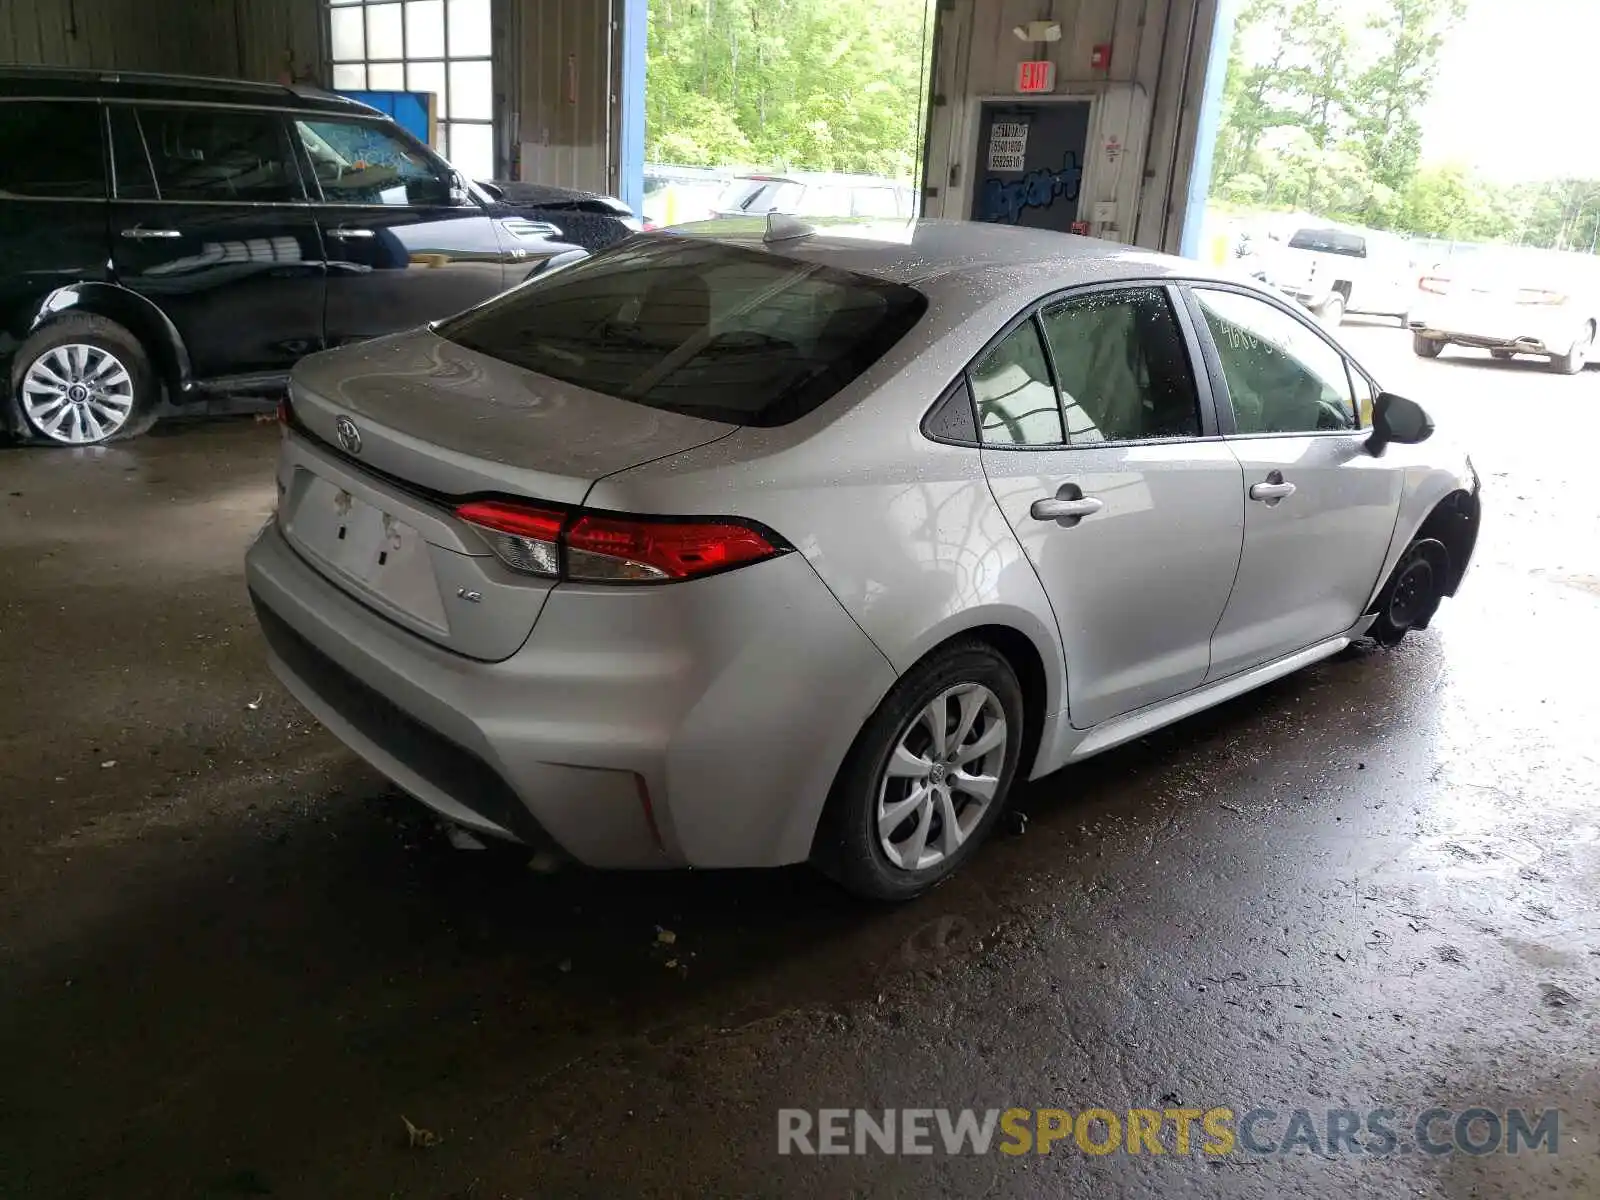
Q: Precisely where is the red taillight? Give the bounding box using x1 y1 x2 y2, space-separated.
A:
566 514 779 581
276 397 291 425
452 500 782 583
1418 275 1452 295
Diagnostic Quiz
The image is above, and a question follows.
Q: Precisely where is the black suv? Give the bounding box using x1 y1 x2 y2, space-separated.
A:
1 68 584 445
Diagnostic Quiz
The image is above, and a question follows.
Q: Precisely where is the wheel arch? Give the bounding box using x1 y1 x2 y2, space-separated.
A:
20 283 189 396
807 615 1061 862
1365 485 1480 613
1411 487 1480 597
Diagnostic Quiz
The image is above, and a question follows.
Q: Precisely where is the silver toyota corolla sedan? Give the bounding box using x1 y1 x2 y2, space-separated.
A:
245 219 1481 900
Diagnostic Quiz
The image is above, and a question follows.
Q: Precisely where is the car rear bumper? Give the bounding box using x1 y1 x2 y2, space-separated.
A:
1410 308 1583 354
245 517 896 870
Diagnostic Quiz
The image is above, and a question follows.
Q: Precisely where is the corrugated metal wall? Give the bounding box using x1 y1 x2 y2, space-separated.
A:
509 0 614 192
1 0 324 83
923 0 1223 253
229 0 326 83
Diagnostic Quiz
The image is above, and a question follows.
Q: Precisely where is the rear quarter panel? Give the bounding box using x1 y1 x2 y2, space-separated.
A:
583 285 1070 773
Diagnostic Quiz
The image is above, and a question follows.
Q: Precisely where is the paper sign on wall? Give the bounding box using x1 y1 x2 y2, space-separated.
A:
987 122 1030 172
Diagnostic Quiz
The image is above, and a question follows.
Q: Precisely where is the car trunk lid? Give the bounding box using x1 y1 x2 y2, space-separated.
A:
289 328 736 503
277 328 735 660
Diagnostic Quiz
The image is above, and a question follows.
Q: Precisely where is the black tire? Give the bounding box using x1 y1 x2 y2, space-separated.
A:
1369 538 1450 645
1490 349 1514 360
814 640 1025 901
10 315 157 445
1412 333 1444 359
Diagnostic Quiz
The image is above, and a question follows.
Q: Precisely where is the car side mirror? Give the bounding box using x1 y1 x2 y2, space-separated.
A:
1368 391 1434 457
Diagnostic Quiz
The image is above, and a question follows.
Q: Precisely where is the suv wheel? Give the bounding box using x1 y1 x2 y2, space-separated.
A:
13 316 156 445
815 641 1025 901
1412 332 1444 358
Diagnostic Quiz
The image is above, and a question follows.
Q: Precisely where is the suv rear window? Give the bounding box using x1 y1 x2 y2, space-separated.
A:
1288 228 1366 257
0 101 105 199
435 237 927 427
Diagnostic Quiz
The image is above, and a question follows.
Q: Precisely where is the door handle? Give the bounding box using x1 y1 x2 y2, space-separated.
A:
1030 483 1103 527
119 227 182 239
1248 471 1297 504
327 227 376 239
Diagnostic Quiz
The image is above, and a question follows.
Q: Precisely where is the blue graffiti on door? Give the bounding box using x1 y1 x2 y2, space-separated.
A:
980 150 1084 224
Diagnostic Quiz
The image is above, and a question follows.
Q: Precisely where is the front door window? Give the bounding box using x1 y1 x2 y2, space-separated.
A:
1192 288 1357 433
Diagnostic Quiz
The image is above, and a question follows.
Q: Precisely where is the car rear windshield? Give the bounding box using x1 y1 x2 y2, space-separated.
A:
434 237 927 427
1288 228 1366 257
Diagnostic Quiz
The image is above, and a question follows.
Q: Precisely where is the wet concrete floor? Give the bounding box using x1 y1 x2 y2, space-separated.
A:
1 325 1597 1198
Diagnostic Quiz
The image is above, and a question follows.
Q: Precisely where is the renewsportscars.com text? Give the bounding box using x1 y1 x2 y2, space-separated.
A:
777 1106 1560 1157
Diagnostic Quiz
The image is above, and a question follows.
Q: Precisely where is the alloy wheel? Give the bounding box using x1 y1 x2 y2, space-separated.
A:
21 344 136 445
876 682 1008 872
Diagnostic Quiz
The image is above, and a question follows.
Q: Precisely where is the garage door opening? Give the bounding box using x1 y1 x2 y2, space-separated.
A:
641 0 937 227
1197 0 1600 364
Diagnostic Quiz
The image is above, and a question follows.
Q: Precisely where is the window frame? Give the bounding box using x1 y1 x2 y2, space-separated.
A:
99 100 310 206
924 279 1223 451
324 0 496 177
0 97 109 202
1180 281 1368 439
288 112 460 208
968 314 1066 448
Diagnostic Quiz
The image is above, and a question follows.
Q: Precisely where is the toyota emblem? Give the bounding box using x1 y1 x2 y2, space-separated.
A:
334 415 362 455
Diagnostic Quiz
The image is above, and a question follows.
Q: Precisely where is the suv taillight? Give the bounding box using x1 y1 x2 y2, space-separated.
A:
453 499 783 584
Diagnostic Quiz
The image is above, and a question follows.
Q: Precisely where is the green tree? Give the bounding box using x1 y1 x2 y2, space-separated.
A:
1346 0 1466 213
1212 0 1300 187
645 0 933 178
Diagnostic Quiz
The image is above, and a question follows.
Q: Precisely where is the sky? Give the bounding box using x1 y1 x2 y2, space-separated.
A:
1421 0 1600 181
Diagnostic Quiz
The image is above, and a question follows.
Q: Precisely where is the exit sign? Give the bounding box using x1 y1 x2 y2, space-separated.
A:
1016 60 1056 93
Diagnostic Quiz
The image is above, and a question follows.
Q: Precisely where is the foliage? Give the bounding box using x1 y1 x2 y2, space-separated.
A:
1207 0 1600 252
645 0 932 179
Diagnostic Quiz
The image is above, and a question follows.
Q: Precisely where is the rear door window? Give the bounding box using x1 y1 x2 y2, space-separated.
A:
435 238 927 427
0 101 105 199
136 107 301 203
107 106 157 199
1039 288 1201 444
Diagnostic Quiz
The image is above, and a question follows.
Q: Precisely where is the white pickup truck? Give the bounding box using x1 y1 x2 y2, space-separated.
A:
1258 225 1416 326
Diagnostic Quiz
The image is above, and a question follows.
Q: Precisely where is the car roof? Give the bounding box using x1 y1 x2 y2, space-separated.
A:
0 66 372 116
667 217 1241 312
